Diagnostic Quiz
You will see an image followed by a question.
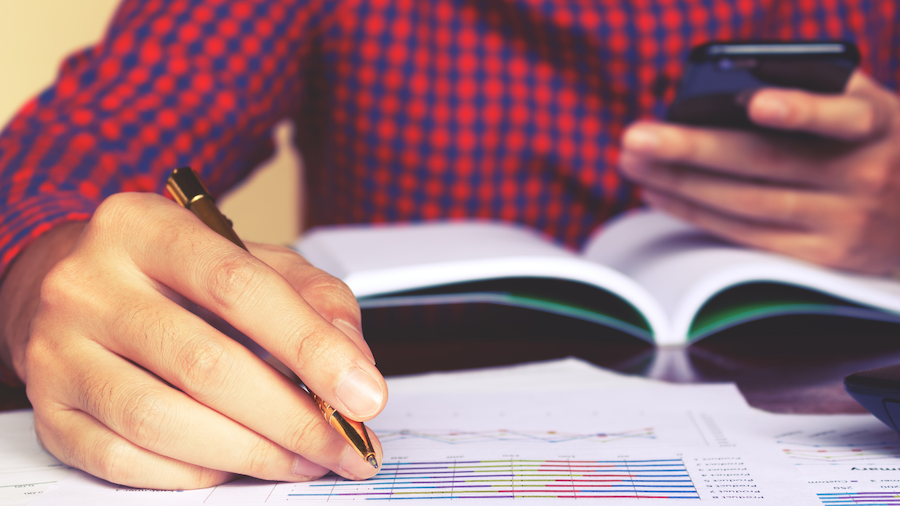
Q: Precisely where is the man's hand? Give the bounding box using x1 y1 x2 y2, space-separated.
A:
0 192 386 489
619 71 900 275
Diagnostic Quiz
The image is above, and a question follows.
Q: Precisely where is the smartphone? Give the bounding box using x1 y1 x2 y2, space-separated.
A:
845 364 900 434
667 41 860 129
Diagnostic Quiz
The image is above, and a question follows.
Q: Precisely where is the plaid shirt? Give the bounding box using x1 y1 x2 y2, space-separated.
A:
0 0 897 385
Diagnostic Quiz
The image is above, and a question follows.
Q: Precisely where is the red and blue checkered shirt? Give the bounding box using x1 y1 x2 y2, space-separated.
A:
0 0 898 385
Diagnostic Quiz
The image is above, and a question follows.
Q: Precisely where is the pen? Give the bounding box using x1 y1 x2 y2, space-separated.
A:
166 166 379 470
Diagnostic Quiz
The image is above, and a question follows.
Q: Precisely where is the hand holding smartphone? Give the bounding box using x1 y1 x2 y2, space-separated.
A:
667 41 860 129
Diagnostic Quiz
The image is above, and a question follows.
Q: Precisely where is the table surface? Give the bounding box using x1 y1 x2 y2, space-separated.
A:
2 306 898 414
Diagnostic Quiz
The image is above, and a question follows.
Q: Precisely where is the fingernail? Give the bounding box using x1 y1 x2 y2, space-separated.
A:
623 127 661 153
753 95 789 123
335 368 383 419
333 319 376 365
292 454 328 479
339 445 380 479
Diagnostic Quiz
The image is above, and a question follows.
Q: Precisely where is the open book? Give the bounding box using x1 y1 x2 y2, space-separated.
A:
294 210 900 345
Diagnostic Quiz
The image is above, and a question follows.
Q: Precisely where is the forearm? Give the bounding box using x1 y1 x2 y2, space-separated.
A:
0 221 86 383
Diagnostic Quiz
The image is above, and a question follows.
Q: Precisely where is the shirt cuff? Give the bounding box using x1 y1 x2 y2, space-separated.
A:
0 192 98 386
0 192 97 278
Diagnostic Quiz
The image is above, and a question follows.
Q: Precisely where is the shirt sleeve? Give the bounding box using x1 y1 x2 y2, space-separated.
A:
0 0 343 386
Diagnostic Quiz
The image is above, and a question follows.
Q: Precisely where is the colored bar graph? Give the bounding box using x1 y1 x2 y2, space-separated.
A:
818 491 900 505
288 459 699 500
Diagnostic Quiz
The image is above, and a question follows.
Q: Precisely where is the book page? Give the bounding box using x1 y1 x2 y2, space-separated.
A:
297 221 573 281
582 210 900 344
296 221 668 341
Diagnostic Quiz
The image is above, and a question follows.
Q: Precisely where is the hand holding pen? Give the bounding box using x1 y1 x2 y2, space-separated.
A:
10 175 386 489
167 167 380 469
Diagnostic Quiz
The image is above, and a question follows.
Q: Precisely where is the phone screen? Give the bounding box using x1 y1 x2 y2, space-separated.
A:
667 41 860 129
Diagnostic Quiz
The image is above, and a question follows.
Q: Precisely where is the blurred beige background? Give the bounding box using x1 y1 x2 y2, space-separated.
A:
0 0 302 245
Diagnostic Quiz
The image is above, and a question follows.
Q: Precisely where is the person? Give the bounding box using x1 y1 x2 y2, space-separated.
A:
1 0 899 491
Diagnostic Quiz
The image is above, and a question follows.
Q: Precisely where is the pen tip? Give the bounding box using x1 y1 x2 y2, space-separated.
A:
367 455 379 469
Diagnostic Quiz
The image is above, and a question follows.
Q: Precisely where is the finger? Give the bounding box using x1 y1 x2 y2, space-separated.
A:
748 85 891 141
47 338 331 482
81 280 381 480
250 243 375 364
90 193 386 422
33 407 232 490
641 189 836 266
620 153 845 230
621 120 850 187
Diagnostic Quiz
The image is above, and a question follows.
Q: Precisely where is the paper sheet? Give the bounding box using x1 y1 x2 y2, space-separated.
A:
30 380 812 504
385 357 666 394
0 410 76 506
1 358 893 505
751 412 900 505
2 358 643 506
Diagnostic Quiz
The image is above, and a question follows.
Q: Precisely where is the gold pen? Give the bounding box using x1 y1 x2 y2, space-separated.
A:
166 166 378 470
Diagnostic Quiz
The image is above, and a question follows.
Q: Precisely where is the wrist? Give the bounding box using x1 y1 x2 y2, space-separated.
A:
0 221 87 384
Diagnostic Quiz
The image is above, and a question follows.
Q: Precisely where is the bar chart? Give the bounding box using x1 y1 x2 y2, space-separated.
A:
285 458 699 500
817 491 900 505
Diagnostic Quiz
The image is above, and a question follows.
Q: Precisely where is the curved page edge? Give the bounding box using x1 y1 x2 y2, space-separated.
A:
669 262 900 341
345 256 670 344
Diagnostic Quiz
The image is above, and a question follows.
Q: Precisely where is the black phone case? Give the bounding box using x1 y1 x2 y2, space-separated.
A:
668 41 860 129
845 365 900 433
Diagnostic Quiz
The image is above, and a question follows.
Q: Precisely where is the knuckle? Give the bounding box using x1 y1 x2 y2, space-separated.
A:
660 165 688 192
282 414 331 455
617 152 644 177
206 252 268 309
116 300 170 343
790 95 817 129
807 234 857 268
846 211 878 248
851 103 878 138
749 139 791 173
177 336 233 398
298 268 350 293
301 272 358 308
853 164 892 196
784 194 808 224
241 438 279 478
92 435 138 485
23 326 59 378
77 372 116 423
291 322 331 372
192 467 230 489
823 247 855 269
257 243 310 264
765 190 799 223
671 130 699 161
89 194 128 228
729 189 760 215
120 389 172 449
90 192 153 231
38 258 83 310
